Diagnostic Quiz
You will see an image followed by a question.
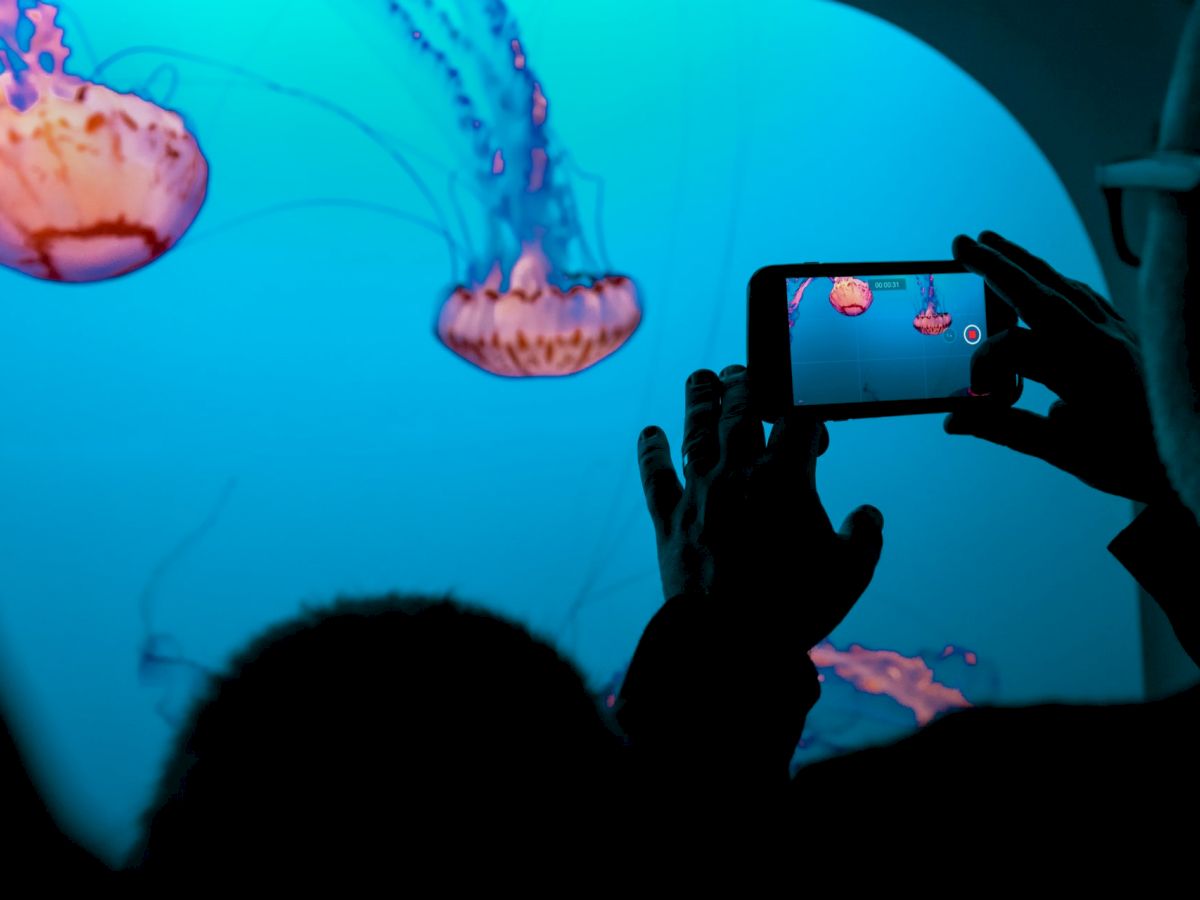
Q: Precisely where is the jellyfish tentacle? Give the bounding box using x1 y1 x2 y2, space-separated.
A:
446 171 479 263
137 62 181 106
560 152 612 272
138 477 237 633
135 478 236 726
186 198 466 263
90 45 461 274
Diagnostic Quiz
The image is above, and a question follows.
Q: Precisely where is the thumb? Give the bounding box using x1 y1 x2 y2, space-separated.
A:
801 505 884 647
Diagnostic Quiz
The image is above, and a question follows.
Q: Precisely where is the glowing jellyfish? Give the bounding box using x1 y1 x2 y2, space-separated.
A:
792 641 997 767
809 642 974 727
350 2 640 376
598 638 995 771
0 0 207 282
912 273 952 335
828 276 873 317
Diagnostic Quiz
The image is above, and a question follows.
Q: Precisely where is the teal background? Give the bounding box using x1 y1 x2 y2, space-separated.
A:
0 0 1142 862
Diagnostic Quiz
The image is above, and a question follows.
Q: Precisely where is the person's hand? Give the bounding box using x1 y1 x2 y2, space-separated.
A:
946 231 1173 505
636 365 884 650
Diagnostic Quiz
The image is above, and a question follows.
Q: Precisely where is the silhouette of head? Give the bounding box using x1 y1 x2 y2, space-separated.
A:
131 595 622 878
1140 0 1200 519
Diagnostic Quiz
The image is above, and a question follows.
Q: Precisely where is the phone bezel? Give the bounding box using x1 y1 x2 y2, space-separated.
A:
747 260 1020 421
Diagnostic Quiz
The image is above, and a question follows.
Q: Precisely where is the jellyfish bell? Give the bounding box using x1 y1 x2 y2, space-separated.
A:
913 301 953 335
437 240 641 377
828 276 873 317
0 1 207 282
339 1 641 376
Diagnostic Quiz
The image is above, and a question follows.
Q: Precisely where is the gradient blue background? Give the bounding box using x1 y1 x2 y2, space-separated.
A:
0 0 1142 862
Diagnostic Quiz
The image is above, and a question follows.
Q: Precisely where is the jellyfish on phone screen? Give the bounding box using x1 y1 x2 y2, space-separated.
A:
0 0 207 282
913 273 953 335
828 276 873 317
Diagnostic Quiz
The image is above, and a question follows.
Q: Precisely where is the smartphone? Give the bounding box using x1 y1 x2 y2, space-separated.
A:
747 260 1021 420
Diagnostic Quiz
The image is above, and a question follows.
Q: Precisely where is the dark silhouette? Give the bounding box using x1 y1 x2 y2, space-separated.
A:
129 595 625 879
622 2 1200 840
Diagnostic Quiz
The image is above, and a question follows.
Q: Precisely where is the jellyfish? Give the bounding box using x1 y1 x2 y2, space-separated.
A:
0 0 207 282
788 276 813 328
828 275 873 317
792 641 998 768
338 1 641 377
135 477 235 726
809 642 975 726
600 638 995 771
912 273 953 335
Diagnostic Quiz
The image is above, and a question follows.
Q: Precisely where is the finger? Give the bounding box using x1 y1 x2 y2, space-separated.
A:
637 426 681 533
1065 277 1125 322
838 504 885 599
969 326 1070 399
953 234 1088 335
682 369 722 475
979 231 1116 323
765 410 827 490
718 365 764 468
944 405 1067 469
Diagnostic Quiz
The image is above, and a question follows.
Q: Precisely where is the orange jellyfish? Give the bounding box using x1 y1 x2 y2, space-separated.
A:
828 276 873 317
0 0 207 282
438 242 640 377
364 1 641 377
913 303 953 335
809 642 973 726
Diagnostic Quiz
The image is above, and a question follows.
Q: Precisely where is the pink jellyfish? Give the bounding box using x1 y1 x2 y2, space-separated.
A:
913 303 953 336
828 276 874 317
912 273 953 335
809 642 974 726
0 1 207 282
383 9 641 377
439 242 640 377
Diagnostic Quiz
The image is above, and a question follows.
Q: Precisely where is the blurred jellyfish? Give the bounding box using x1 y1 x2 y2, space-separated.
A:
135 478 236 727
342 1 642 376
0 0 207 282
788 276 813 328
912 273 952 335
828 276 873 317
598 639 997 772
794 641 999 767
810 642 973 726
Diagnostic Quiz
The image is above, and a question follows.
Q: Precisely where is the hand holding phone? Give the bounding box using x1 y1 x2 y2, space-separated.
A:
944 232 1172 504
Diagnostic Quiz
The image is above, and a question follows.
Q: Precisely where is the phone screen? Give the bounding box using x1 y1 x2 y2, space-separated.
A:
786 272 988 406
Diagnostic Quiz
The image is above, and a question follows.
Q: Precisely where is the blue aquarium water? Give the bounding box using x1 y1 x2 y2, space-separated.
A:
0 0 1143 862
